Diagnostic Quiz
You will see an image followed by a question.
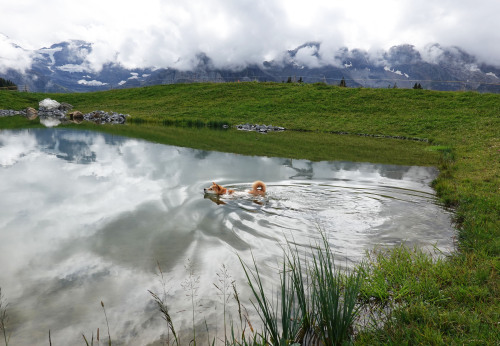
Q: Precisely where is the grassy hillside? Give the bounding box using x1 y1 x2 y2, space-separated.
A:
1 83 499 344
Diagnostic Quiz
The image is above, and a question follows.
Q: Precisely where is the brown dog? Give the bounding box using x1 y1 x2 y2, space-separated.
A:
248 180 266 196
204 181 266 196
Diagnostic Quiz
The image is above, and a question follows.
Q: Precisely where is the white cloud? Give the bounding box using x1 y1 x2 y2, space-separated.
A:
0 33 33 73
294 46 321 68
0 0 499 72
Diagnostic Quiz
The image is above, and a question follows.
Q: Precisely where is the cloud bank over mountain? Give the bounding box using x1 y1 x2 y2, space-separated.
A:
0 34 33 73
1 0 499 73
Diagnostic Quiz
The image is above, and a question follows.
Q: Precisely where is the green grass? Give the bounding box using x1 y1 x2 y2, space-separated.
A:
357 246 499 344
1 83 499 344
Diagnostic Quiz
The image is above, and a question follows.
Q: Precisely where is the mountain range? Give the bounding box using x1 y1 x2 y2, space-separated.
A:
2 40 500 93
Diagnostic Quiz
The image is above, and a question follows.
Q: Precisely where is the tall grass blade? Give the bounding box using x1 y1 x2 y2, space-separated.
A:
239 250 304 345
239 252 280 344
82 333 90 346
148 290 179 345
100 301 111 346
283 241 313 343
310 233 363 345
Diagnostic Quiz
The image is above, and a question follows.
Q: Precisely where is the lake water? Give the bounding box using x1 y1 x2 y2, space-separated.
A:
0 128 455 344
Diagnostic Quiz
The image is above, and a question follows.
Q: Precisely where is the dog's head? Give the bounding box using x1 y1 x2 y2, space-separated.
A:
204 182 226 195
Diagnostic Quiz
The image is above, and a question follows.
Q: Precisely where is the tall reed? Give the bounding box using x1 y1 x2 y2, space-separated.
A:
310 236 363 345
240 232 363 345
101 301 112 346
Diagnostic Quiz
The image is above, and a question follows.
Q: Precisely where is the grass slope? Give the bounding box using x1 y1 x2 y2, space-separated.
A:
1 83 499 344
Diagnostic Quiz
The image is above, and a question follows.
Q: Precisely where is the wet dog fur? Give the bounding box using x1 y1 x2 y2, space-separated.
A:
204 181 266 196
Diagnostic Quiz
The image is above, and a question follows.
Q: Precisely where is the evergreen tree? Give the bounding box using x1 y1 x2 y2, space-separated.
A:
286 76 292 83
0 77 17 88
339 77 347 87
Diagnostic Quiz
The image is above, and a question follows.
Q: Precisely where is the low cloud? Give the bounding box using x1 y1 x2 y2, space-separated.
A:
0 34 33 73
1 1 500 72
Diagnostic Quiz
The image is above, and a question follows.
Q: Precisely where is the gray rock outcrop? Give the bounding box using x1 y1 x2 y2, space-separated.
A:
0 98 128 126
236 123 285 133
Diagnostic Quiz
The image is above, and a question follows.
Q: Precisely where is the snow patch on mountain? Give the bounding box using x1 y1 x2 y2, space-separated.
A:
78 80 108 86
57 64 92 73
384 66 409 78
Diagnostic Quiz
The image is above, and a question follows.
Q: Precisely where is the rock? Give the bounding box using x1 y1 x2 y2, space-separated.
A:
69 111 84 123
25 107 38 120
58 102 73 112
36 99 70 127
236 123 285 133
82 110 128 124
0 110 21 117
38 109 67 119
39 98 60 110
1 98 127 126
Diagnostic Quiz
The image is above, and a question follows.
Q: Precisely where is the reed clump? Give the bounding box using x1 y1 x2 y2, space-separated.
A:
239 233 363 345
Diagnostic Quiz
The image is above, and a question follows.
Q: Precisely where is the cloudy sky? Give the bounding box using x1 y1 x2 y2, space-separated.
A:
1 0 499 72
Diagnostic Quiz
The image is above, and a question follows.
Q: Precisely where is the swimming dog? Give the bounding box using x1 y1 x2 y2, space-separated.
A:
204 181 266 196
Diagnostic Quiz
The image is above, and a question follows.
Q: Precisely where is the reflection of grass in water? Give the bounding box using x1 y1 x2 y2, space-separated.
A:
66 122 438 167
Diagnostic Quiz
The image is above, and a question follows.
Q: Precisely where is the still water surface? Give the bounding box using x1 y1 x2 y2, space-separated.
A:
0 129 454 344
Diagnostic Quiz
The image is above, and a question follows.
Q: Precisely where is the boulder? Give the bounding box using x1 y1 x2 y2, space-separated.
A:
58 102 73 112
25 107 38 120
69 111 84 123
39 98 60 110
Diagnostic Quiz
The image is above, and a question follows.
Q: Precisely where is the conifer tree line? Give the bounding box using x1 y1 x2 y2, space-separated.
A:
0 77 17 89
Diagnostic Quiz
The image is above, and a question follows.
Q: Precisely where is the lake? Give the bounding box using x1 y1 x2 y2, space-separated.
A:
0 128 455 344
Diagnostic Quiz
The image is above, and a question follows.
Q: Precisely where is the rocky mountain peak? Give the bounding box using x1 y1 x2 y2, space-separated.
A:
1 39 500 93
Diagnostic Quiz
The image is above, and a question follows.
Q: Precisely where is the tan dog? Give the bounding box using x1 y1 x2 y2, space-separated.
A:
204 181 266 196
248 180 266 196
204 182 234 195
